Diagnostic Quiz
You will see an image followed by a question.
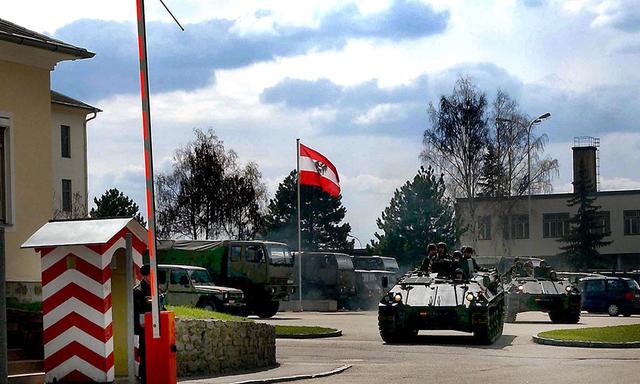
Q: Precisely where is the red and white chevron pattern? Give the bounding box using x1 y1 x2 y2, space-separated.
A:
40 228 145 383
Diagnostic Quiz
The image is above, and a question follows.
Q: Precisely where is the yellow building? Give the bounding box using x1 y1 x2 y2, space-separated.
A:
0 18 97 301
457 142 640 271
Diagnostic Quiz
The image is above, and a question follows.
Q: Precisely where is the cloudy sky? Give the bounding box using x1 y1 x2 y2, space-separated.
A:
5 0 640 244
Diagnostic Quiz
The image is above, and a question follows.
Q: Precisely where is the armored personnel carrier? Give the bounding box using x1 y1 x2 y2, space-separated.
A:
378 261 505 345
503 258 581 323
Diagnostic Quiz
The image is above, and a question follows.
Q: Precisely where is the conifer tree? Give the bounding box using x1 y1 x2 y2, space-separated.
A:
558 161 612 270
371 166 461 268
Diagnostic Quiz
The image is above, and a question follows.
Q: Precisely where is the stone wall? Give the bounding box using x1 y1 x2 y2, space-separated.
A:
175 319 276 378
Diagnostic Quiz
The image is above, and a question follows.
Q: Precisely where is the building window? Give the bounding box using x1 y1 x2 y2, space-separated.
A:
62 179 72 212
503 214 529 239
61 125 71 158
543 213 569 238
0 117 11 225
0 125 6 222
594 211 611 236
477 216 491 240
624 210 640 235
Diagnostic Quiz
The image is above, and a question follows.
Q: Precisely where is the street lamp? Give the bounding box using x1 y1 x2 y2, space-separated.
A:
496 112 551 257
347 234 363 249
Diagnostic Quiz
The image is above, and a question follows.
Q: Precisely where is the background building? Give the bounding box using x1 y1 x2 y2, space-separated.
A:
0 18 97 301
458 138 640 270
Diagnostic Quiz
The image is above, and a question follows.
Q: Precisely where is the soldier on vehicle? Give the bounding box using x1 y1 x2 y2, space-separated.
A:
451 250 468 278
514 258 526 276
420 243 437 272
436 242 449 260
524 261 534 277
535 260 552 279
462 246 488 273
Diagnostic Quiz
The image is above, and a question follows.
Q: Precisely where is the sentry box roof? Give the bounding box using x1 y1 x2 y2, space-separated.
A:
22 218 147 248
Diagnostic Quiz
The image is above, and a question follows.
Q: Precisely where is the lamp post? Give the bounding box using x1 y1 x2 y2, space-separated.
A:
496 112 550 257
347 234 363 249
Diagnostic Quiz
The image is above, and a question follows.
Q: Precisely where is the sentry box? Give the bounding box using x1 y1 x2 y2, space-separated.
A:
22 218 147 383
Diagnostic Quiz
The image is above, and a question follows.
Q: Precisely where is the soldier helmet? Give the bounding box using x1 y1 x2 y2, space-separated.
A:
464 246 474 255
437 242 447 249
427 243 437 252
140 264 151 276
452 250 462 258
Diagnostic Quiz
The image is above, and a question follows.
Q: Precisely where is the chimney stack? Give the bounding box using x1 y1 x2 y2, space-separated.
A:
572 136 599 193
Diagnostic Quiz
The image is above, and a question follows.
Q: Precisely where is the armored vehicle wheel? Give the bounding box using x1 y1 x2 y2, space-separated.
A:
378 314 416 343
504 309 517 323
255 301 280 318
549 309 580 324
474 303 504 345
607 303 620 317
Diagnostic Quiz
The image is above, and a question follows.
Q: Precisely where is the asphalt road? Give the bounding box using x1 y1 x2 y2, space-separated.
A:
258 311 640 384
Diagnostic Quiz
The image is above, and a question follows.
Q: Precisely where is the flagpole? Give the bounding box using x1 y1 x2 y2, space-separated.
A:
296 138 302 311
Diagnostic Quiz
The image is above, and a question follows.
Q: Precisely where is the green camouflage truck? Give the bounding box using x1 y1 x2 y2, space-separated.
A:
157 240 295 318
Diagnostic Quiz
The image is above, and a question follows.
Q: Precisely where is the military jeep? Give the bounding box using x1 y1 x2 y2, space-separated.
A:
158 264 245 314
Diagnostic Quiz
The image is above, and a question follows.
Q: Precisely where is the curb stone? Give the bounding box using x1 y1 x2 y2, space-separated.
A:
533 335 640 348
276 329 342 339
229 364 352 384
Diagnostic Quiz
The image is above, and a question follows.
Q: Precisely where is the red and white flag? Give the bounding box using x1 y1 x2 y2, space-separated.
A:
299 142 340 197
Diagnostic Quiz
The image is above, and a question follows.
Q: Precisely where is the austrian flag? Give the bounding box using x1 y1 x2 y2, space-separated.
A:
299 143 341 197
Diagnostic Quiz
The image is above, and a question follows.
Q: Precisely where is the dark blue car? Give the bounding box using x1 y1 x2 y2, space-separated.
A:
578 276 640 316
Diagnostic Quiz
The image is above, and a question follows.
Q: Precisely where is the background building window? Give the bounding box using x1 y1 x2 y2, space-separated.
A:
502 215 529 239
61 125 71 158
477 216 491 240
543 213 569 238
62 179 72 212
510 215 529 239
624 210 640 235
594 211 611 236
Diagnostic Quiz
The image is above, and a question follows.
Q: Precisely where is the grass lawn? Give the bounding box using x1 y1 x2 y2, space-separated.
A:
168 305 252 322
275 325 338 336
538 324 640 343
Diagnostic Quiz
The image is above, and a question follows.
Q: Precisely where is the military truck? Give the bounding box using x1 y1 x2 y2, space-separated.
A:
294 252 357 308
157 240 295 318
157 264 245 313
354 269 397 310
503 258 581 323
353 255 400 278
378 261 505 344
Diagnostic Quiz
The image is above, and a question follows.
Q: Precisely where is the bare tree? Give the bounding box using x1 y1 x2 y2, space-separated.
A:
491 90 558 197
53 192 88 220
421 76 489 245
156 128 267 240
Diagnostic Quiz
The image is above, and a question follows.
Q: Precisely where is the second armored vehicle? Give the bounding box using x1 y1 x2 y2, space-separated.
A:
504 258 581 323
378 261 505 344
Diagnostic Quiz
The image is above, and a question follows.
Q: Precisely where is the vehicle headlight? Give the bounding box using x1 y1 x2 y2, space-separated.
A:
465 292 475 302
517 285 524 292
222 292 228 300
565 286 573 292
393 293 402 303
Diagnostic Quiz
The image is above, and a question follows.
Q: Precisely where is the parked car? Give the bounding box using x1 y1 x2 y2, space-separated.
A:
578 276 640 316
157 264 245 314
